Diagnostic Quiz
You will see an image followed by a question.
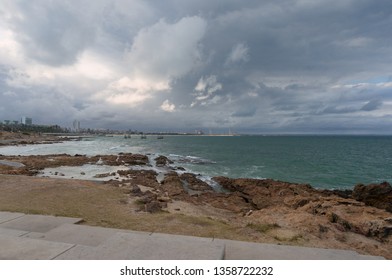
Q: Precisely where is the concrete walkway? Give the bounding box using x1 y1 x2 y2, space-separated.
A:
0 211 385 260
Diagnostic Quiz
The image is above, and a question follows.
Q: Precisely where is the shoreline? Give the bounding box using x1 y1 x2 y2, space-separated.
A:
0 132 391 259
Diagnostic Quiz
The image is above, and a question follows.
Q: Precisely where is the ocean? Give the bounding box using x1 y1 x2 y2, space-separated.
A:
1 135 391 190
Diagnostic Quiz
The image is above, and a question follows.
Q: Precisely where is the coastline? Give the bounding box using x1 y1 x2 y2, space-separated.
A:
0 133 391 259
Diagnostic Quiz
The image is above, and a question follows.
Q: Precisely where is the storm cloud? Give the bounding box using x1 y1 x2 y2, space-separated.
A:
1 0 392 134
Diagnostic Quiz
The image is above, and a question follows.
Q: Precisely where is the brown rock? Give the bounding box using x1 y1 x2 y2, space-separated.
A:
138 191 157 204
155 155 173 167
157 196 171 202
117 170 160 189
130 185 143 196
328 212 352 231
120 154 149 165
92 154 149 166
93 172 112 178
162 172 187 197
212 176 321 210
180 173 212 191
353 182 392 212
195 192 251 213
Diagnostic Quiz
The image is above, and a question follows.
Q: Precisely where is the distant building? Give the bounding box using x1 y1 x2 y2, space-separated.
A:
73 120 81 132
21 116 33 125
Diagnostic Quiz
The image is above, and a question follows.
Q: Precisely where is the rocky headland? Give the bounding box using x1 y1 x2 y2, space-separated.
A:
0 134 391 259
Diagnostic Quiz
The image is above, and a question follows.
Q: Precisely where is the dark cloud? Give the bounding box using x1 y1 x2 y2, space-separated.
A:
7 1 97 66
361 99 383 111
321 106 358 115
232 106 258 118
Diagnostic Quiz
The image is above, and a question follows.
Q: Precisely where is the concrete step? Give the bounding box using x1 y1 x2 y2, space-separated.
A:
56 232 226 260
217 239 384 260
28 223 147 247
0 212 385 260
0 227 29 237
0 234 74 260
25 223 382 260
0 213 83 233
0 211 25 224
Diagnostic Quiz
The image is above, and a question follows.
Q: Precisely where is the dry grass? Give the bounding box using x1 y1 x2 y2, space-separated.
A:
246 222 281 233
0 175 247 241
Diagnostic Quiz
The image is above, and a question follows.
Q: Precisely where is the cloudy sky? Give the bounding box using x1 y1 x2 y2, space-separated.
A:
1 0 392 134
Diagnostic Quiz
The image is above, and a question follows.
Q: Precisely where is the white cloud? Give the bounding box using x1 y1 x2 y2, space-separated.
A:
160 99 176 112
73 51 118 80
192 75 223 106
0 28 24 66
194 75 222 95
95 77 152 107
126 16 207 93
226 42 249 64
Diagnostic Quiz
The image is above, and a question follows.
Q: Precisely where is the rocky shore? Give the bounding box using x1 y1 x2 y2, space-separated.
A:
0 133 391 259
0 131 71 146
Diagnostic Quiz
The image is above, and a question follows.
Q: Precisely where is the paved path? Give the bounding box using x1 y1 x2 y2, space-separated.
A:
0 211 384 260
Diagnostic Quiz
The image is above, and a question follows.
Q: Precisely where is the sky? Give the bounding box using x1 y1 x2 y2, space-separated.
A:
0 0 392 134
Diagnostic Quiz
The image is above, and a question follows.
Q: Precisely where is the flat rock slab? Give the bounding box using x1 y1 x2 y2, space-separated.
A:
0 234 74 260
0 212 25 224
0 214 83 233
218 239 384 260
57 232 225 260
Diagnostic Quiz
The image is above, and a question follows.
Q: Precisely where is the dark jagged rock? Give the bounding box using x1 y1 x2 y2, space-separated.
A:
180 173 212 191
130 185 143 196
321 189 353 199
121 154 149 165
91 154 149 166
154 155 173 167
353 182 392 213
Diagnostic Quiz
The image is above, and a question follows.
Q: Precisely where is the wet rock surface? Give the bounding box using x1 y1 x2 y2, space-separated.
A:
0 153 150 176
154 155 173 167
180 173 213 191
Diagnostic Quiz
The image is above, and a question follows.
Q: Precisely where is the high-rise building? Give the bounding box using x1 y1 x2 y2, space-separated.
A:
21 116 33 125
73 120 81 132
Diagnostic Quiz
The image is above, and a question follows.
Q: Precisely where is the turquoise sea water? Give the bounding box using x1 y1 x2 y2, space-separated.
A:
143 135 392 190
1 135 391 190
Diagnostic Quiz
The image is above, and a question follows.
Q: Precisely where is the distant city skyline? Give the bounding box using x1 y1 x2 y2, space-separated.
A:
1 1 392 134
